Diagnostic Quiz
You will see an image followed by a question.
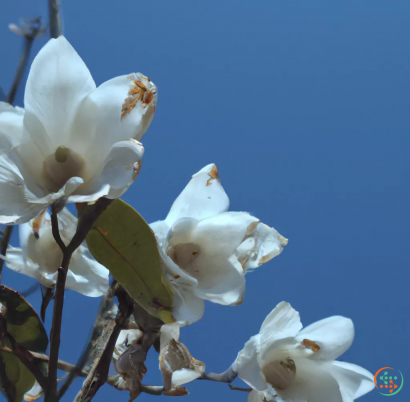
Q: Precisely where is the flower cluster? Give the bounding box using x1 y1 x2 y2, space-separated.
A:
0 36 374 402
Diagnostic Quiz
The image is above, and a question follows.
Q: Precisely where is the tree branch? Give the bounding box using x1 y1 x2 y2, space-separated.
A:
200 366 238 383
229 384 252 392
45 198 112 402
74 287 132 402
0 347 87 377
48 0 62 38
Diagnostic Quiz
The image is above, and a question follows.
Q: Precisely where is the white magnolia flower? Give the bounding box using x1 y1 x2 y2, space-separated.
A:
0 36 157 224
150 164 288 324
233 302 375 402
1 208 109 296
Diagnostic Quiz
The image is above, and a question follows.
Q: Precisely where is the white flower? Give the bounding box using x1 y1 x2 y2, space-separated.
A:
150 164 288 324
1 208 109 297
233 302 375 402
0 36 157 224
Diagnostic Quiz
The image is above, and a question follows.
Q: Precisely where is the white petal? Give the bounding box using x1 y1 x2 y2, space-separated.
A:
259 302 302 352
165 164 229 226
160 323 181 350
1 246 56 288
296 316 354 361
0 155 47 224
280 359 342 402
248 390 265 402
24 380 43 401
71 74 156 161
172 287 205 325
330 361 375 400
172 369 201 386
242 223 288 272
150 220 171 249
0 102 24 153
234 335 267 391
24 36 96 148
67 250 109 296
89 139 144 199
192 254 245 305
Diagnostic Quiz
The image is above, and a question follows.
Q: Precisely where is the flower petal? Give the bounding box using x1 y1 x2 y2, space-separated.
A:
172 287 205 325
330 361 375 401
25 36 96 148
0 155 47 224
248 390 265 402
172 369 201 386
296 316 354 361
71 74 156 161
259 302 302 351
241 223 288 272
0 103 24 153
234 335 267 391
89 139 144 199
160 323 181 350
165 164 229 226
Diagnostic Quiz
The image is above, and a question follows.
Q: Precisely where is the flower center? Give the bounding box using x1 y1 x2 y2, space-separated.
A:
167 243 201 273
42 146 86 192
262 357 296 391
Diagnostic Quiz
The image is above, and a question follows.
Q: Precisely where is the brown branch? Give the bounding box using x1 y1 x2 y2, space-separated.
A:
229 384 252 392
0 347 87 377
48 0 62 38
56 281 118 400
50 205 67 252
0 227 13 286
0 314 47 390
0 351 16 402
45 198 112 402
74 287 132 402
199 366 238 383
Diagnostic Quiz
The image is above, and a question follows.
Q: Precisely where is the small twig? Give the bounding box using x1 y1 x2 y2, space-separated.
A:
0 347 87 377
0 315 47 390
229 384 252 392
74 287 132 402
0 227 13 285
45 198 112 402
0 351 16 402
57 281 118 400
41 286 55 322
50 205 67 252
48 0 62 38
200 366 238 383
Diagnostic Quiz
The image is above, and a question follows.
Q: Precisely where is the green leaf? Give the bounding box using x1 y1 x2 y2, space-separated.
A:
0 286 48 401
86 199 175 323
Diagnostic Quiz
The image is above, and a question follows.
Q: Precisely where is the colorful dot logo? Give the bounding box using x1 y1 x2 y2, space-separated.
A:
374 367 404 396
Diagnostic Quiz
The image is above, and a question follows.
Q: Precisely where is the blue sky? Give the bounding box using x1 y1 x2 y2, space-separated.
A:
1 1 409 401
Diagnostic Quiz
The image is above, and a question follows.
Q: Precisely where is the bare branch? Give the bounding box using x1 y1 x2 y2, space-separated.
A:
74 287 132 402
0 347 87 377
200 366 238 383
48 0 62 38
229 384 252 392
45 198 112 402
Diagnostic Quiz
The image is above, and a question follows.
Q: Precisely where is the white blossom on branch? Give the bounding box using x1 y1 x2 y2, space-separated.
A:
233 302 375 402
1 208 109 297
150 164 288 324
0 36 157 225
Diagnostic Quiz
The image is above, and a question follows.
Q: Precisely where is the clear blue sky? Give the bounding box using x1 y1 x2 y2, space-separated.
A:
1 1 409 401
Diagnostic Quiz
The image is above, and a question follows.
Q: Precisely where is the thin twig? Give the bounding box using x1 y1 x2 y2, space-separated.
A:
57 281 118 400
45 198 112 402
0 347 87 377
74 288 132 402
50 205 67 252
229 384 252 392
0 227 13 285
200 366 238 383
48 0 62 38
0 314 47 390
0 351 16 402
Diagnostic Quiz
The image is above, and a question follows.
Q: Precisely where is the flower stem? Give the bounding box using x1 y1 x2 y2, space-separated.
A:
48 0 62 38
200 366 238 383
45 199 112 402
